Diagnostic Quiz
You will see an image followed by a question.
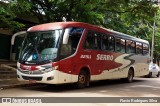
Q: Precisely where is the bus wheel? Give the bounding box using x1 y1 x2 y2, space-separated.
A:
76 71 89 89
157 72 160 77
126 69 134 83
148 72 152 78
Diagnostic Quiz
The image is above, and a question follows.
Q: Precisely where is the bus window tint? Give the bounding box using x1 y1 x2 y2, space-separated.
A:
108 36 115 51
60 27 84 57
95 33 101 50
143 44 149 55
83 31 101 50
116 38 125 53
102 35 109 50
136 42 142 54
126 40 136 53
83 31 94 49
120 39 125 53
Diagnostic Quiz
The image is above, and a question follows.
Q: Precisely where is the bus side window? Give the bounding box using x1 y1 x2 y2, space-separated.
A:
94 33 101 50
60 39 72 56
108 36 115 51
120 39 125 53
143 44 149 55
83 31 101 50
83 31 94 49
115 38 121 52
102 35 109 50
60 27 84 58
126 40 136 54
115 38 126 53
136 42 142 54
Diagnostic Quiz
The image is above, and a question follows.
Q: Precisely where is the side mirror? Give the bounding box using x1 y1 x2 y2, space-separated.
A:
63 28 70 44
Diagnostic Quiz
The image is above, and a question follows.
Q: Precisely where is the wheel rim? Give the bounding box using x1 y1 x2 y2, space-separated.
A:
79 74 85 84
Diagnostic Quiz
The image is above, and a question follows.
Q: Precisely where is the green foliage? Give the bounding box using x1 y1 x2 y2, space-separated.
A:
1 0 160 55
0 1 25 30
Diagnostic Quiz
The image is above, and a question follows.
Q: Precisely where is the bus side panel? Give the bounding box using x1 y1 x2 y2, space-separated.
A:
130 55 149 77
58 57 73 83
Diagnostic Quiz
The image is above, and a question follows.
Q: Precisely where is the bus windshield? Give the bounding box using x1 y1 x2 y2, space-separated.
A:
19 29 62 64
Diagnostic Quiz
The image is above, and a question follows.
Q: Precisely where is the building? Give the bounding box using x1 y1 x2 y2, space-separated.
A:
0 12 39 61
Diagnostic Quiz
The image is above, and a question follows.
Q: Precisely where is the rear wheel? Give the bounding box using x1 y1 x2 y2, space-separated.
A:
126 68 134 83
76 70 90 89
148 72 152 78
157 72 160 77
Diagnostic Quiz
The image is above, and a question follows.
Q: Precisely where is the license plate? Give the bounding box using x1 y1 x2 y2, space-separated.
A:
29 80 37 84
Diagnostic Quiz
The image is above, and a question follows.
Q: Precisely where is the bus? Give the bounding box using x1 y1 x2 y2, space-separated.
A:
17 22 150 88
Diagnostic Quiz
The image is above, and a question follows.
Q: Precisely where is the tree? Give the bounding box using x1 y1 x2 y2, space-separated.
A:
7 0 104 25
1 0 159 42
0 1 25 30
102 0 158 37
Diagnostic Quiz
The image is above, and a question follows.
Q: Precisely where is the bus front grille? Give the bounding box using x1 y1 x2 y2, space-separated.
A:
22 76 42 81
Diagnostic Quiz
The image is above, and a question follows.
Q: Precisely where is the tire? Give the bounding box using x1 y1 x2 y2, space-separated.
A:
76 70 90 89
157 72 160 77
148 72 152 78
126 68 134 83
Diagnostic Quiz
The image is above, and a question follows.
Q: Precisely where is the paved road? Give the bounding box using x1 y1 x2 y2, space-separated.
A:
0 77 160 106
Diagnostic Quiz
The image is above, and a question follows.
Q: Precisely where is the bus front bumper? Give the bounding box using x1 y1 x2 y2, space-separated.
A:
17 69 59 84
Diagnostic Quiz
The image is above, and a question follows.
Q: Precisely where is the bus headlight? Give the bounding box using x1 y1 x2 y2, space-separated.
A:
44 68 53 72
54 65 59 70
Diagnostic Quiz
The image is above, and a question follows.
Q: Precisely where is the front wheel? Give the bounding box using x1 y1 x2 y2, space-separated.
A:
76 70 90 89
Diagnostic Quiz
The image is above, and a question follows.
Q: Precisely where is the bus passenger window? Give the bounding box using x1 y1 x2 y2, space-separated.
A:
61 39 72 56
108 36 115 51
126 40 136 53
102 35 109 50
116 38 125 53
121 39 125 53
136 42 142 54
83 32 94 49
60 27 84 59
143 44 149 55
83 31 101 50
94 33 101 50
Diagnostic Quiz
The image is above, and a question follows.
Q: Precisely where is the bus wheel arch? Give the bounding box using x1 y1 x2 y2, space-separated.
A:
76 67 90 88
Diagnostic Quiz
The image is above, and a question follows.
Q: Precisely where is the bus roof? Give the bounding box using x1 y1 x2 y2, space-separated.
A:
28 21 149 44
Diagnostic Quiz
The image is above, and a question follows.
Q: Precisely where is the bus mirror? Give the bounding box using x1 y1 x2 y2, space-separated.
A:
63 28 70 44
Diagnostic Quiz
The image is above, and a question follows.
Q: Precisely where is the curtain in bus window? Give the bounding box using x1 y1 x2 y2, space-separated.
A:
116 38 125 53
120 39 125 53
143 44 149 55
126 40 136 53
136 42 142 54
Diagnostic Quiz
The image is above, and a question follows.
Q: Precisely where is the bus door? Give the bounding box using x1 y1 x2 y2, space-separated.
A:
59 27 84 83
81 31 97 79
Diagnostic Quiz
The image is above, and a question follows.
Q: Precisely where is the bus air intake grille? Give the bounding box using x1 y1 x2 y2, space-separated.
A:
22 76 42 81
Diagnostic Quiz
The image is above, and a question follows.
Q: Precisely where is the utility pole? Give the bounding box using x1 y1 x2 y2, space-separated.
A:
151 13 156 63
